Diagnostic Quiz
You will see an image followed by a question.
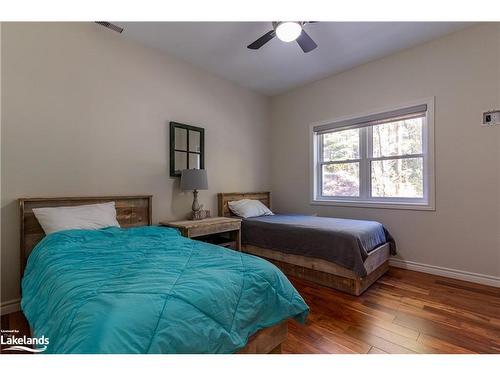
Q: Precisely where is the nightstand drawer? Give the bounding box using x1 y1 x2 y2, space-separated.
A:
160 217 242 251
187 221 240 238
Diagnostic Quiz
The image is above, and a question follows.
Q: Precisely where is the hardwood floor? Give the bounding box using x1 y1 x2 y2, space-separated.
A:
1 267 499 354
283 268 500 354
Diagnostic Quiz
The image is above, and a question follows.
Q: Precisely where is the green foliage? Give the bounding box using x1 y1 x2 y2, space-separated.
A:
321 119 423 198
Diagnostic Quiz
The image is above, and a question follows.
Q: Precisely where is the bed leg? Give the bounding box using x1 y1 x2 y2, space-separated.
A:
269 343 282 354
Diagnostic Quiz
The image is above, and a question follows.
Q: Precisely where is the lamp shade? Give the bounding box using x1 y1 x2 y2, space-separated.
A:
180 169 208 191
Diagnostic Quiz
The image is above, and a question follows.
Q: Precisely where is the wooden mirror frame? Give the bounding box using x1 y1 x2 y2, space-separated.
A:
169 121 205 177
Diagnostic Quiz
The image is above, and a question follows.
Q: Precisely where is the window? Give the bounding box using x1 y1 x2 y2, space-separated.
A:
311 100 434 209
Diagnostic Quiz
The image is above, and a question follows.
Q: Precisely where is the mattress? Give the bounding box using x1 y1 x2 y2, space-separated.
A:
242 214 396 277
21 226 309 353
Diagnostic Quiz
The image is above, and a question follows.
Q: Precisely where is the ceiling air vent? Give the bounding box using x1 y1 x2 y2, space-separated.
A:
95 22 123 34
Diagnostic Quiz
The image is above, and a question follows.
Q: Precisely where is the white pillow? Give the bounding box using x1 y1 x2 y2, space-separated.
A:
228 199 274 218
32 202 121 235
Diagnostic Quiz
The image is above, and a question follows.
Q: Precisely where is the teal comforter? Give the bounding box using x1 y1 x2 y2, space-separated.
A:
21 226 308 353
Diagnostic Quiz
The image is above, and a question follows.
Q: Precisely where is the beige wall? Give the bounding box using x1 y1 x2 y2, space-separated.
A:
270 24 500 280
1 22 499 305
1 23 271 303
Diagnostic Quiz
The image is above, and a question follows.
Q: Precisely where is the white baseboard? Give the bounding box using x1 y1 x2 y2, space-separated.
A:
389 258 500 288
0 298 21 316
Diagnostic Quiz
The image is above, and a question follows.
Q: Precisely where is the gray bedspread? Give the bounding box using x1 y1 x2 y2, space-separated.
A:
242 214 396 277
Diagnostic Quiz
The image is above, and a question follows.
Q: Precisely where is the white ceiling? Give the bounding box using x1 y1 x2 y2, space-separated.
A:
117 22 472 96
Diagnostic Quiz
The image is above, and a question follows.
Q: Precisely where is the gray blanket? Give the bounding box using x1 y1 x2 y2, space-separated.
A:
242 214 396 277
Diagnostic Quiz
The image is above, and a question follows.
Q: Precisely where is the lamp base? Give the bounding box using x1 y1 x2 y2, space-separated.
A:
190 209 211 220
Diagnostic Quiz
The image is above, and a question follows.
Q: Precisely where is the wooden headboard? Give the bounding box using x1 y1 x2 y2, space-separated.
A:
19 195 152 275
217 192 271 217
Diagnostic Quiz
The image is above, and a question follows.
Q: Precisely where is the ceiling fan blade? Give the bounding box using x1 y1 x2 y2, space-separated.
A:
296 30 317 53
247 30 276 50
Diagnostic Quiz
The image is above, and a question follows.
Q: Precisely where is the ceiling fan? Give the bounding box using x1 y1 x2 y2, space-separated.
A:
247 21 318 53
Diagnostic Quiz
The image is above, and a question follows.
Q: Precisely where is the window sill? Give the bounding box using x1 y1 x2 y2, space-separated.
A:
310 199 435 211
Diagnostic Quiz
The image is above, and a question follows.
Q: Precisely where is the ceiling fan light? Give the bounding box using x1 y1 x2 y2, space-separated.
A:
275 22 302 42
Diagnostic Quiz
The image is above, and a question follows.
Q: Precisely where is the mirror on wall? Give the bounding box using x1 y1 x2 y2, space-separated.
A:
170 122 205 177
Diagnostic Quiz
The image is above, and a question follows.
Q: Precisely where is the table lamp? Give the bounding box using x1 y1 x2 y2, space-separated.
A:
180 169 208 220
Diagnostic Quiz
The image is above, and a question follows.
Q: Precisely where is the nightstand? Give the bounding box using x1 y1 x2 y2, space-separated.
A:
160 217 242 251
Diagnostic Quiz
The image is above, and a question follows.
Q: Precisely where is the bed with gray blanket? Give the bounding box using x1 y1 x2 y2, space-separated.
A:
218 192 395 296
242 214 395 278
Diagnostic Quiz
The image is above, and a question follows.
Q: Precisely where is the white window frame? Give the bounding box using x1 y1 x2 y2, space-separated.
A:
310 97 435 211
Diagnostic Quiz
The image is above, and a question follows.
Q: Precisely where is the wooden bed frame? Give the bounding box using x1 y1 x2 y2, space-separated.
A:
19 195 153 276
18 195 285 354
217 192 391 296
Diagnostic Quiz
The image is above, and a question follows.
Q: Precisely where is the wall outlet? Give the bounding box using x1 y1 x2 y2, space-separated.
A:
482 110 500 126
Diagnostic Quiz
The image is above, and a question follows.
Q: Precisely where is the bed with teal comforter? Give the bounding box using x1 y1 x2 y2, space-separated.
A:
21 226 309 354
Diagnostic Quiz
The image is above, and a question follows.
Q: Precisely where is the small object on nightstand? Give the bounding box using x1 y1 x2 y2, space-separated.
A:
160 217 242 251
191 209 210 220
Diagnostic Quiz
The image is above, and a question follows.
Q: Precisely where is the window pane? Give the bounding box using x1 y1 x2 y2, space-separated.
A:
174 128 187 151
322 129 359 162
174 151 187 173
189 130 201 152
372 118 423 157
371 157 423 198
188 153 200 169
322 163 359 197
